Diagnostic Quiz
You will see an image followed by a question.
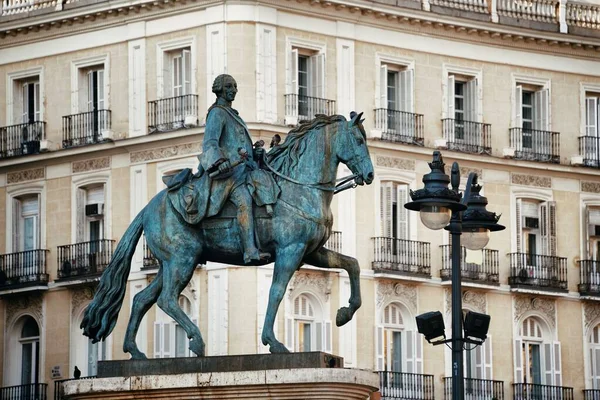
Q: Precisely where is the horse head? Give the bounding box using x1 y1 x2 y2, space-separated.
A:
335 111 374 186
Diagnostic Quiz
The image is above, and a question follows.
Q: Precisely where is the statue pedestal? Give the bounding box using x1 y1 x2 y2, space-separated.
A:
61 353 380 400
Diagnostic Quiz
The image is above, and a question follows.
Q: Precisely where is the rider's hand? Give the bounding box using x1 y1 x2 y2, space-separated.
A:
218 160 232 174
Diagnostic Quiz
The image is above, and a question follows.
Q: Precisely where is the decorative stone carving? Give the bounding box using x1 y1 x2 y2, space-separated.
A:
375 155 415 171
5 294 43 328
444 289 486 315
130 143 201 163
71 287 96 318
511 173 551 188
514 295 556 329
584 302 600 330
582 181 600 194
376 280 417 315
7 167 45 184
444 166 482 179
72 157 111 173
288 271 332 301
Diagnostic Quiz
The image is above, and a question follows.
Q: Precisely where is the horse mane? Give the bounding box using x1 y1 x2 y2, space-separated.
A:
267 114 347 175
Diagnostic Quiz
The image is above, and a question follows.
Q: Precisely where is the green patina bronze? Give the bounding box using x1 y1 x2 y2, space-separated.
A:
81 74 374 359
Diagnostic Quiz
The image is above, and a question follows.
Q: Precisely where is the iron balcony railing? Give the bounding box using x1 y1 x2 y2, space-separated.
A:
0 249 49 288
372 237 431 277
0 121 46 159
54 376 95 400
324 231 342 253
578 136 600 168
439 245 499 285
443 377 504 400
509 128 560 163
148 94 198 133
442 118 491 155
374 108 424 146
143 236 159 270
285 94 336 123
578 260 600 296
0 383 47 400
508 253 568 291
62 110 111 148
584 389 600 400
513 383 574 400
379 371 435 400
57 239 115 279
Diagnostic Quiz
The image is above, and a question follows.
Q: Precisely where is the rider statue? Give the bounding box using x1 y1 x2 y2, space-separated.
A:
200 74 274 264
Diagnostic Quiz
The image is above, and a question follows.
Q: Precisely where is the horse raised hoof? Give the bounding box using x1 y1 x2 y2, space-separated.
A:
189 337 205 357
336 306 354 327
269 341 290 354
127 349 148 360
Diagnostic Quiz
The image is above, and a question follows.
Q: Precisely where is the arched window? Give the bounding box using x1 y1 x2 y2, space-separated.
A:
19 316 40 385
154 295 197 358
288 293 331 353
514 316 561 386
588 323 600 389
376 302 421 374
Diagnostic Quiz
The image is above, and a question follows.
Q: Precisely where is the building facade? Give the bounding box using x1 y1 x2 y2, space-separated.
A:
1 0 600 399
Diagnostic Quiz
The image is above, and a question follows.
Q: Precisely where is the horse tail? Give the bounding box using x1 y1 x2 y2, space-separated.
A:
80 208 145 342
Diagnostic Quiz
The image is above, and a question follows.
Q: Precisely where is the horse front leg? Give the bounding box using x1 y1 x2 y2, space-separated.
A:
303 247 362 327
261 243 306 353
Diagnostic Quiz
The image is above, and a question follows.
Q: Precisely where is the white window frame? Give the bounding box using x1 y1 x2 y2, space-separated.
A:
580 83 600 137
4 314 44 387
156 37 197 100
442 65 483 122
375 54 415 112
71 55 110 115
71 304 112 377
374 172 418 242
6 183 46 254
582 196 600 262
511 74 552 130
510 187 552 253
585 320 600 389
71 172 111 245
6 67 44 126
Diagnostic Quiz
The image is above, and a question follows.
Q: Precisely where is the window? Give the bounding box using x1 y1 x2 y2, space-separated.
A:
291 294 330 352
584 93 600 163
514 317 561 386
163 48 191 98
19 78 40 125
12 195 40 253
587 207 600 261
20 316 40 386
588 324 600 389
448 74 478 139
379 64 414 134
515 199 556 257
154 295 197 358
376 302 421 373
75 185 105 244
514 84 550 150
380 182 409 241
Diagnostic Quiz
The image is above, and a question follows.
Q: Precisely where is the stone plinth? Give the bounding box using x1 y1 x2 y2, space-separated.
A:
62 368 379 399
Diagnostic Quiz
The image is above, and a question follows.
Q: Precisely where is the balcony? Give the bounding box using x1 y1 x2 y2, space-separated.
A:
508 253 568 292
578 260 600 297
0 121 46 159
62 109 112 148
513 383 574 400
143 236 159 270
379 371 434 400
442 119 491 155
148 94 198 133
57 239 115 280
584 389 600 400
576 136 600 168
374 108 424 146
508 128 560 163
324 231 342 253
284 94 336 125
443 377 504 400
0 249 49 290
0 383 47 400
372 237 431 278
440 245 499 285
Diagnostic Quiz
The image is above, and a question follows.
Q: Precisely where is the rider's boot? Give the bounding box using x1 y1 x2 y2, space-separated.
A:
231 188 271 264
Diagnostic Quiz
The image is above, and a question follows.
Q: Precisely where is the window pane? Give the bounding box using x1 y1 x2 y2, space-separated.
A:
298 322 311 352
21 343 33 384
392 331 402 372
455 81 464 96
531 344 542 384
88 338 98 376
176 325 187 357
523 91 533 106
24 217 35 251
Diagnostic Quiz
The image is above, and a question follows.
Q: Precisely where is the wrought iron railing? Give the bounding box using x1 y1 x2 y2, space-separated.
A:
0 383 47 400
54 376 95 400
509 128 560 163
374 109 424 146
443 377 504 400
497 0 559 23
578 136 600 168
568 1 600 30
57 239 115 279
0 249 49 288
379 371 435 400
578 260 600 296
148 94 198 133
285 94 336 123
143 236 159 269
62 110 111 148
372 237 431 277
513 383 574 400
584 389 600 400
508 253 568 291
324 231 343 253
442 119 491 155
0 121 46 159
440 245 499 285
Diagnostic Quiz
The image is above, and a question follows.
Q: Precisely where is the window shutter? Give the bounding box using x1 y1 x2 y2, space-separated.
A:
291 49 299 95
484 335 493 379
587 97 598 137
594 347 600 389
34 82 40 122
397 184 409 240
376 326 384 371
12 198 21 253
514 338 523 383
163 321 173 358
97 70 105 111
553 341 562 386
154 321 162 358
514 85 523 128
163 52 172 98
541 88 550 131
379 64 388 131
76 188 86 243
173 54 182 97
380 182 393 238
474 341 484 379
533 90 541 130
466 78 478 122
88 71 95 112
516 198 523 253
316 321 323 351
314 53 325 101
183 49 192 95
447 75 455 118
400 69 414 114
544 342 553 385
540 202 548 256
548 201 557 257
285 315 294 351
586 205 592 259
406 329 414 373
324 320 332 353
22 83 29 124
415 331 423 374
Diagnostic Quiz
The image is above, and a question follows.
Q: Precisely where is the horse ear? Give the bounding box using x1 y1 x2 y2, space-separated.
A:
351 112 363 126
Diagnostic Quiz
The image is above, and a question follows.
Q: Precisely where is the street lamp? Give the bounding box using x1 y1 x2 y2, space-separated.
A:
405 151 504 400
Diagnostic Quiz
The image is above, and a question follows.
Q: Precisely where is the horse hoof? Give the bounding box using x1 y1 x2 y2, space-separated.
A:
336 307 353 327
269 342 290 354
128 350 148 360
189 338 205 357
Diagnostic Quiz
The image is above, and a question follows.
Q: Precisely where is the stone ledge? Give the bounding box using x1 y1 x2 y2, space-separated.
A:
63 368 379 400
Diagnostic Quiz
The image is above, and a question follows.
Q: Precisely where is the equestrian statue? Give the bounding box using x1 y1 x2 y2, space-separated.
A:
81 74 374 359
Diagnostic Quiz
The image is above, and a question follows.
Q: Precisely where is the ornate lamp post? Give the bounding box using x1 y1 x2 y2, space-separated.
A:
405 151 504 400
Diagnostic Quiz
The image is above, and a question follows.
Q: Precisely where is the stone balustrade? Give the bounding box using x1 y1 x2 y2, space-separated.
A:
496 0 559 23
430 0 489 14
2 0 59 16
567 1 600 29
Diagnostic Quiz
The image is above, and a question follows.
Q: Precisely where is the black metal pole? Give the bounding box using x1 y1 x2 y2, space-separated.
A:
450 209 464 400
